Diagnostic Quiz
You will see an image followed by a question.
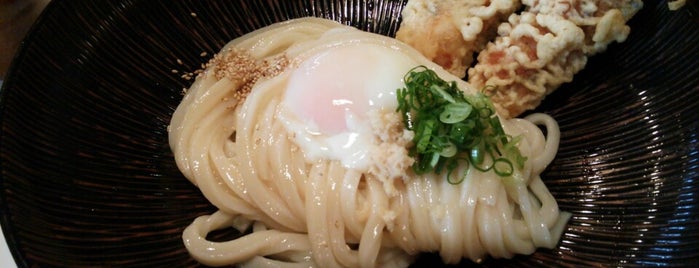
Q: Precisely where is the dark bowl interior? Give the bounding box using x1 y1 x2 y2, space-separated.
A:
1 0 698 267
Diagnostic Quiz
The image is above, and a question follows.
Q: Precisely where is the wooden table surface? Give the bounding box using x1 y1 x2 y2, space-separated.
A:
1 1 50 267
0 0 50 79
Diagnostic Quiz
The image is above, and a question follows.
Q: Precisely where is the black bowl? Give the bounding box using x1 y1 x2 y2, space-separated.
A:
1 0 697 267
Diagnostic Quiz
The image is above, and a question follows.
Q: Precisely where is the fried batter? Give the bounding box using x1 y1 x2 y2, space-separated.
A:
396 0 521 78
468 12 587 118
467 0 643 117
396 0 643 118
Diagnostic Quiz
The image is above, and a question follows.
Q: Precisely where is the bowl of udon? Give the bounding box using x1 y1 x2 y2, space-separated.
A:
1 0 697 267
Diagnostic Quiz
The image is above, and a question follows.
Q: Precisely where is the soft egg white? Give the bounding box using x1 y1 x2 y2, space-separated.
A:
280 42 418 170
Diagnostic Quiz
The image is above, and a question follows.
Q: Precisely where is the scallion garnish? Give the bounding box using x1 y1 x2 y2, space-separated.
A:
396 66 527 183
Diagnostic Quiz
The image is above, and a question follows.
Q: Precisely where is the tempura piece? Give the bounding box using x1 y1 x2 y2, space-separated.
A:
396 0 521 78
524 0 643 54
469 0 643 117
467 12 587 118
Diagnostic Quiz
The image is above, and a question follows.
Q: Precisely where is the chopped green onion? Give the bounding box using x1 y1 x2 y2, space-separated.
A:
440 102 473 124
395 66 527 182
430 85 456 103
470 145 484 165
415 118 435 152
446 158 466 184
428 152 441 168
493 158 514 176
440 143 457 157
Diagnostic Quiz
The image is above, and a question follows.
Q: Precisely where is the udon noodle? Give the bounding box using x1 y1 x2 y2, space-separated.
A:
169 17 569 267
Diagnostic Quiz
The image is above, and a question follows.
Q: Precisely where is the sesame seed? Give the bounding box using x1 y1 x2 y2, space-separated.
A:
183 48 290 101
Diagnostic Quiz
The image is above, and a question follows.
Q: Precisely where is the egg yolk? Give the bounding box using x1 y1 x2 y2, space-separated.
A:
281 43 418 169
284 44 415 135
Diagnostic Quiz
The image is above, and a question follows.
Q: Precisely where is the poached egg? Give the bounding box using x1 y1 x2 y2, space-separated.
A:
281 42 418 170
